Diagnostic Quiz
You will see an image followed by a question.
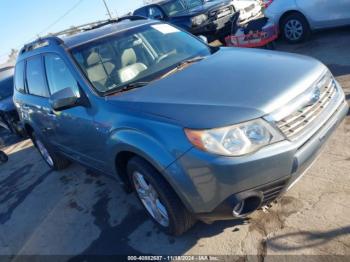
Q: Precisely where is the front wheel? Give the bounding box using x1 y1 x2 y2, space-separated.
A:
31 132 70 170
127 156 196 235
281 13 310 44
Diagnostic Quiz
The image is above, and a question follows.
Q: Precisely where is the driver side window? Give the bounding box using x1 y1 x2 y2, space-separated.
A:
44 54 80 96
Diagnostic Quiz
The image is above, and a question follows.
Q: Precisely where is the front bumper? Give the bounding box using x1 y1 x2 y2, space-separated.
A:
167 91 348 220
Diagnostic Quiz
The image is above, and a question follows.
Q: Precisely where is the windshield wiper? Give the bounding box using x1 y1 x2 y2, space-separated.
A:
116 81 150 93
160 56 205 79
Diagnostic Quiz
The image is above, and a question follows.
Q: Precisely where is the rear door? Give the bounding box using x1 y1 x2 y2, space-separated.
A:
296 0 350 28
23 55 56 142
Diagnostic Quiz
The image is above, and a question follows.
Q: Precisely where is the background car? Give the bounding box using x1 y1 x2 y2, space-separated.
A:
263 0 350 43
133 0 235 42
207 0 262 24
0 67 23 136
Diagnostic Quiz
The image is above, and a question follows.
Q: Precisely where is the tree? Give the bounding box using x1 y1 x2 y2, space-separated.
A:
7 49 18 63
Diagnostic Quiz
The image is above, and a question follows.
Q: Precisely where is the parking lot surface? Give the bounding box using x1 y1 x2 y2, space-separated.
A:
1 27 350 260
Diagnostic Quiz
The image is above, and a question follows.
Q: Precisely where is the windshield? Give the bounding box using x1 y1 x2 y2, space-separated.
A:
0 77 14 100
72 23 212 95
183 0 204 9
161 0 186 16
161 0 204 16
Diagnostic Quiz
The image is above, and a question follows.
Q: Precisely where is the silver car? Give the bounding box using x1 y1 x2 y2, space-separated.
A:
263 0 350 43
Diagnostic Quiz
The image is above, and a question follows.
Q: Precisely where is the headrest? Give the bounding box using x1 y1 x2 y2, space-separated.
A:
86 51 100 66
121 48 137 67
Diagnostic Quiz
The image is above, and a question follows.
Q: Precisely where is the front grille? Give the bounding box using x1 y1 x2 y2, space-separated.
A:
260 178 290 205
276 76 337 140
210 6 233 18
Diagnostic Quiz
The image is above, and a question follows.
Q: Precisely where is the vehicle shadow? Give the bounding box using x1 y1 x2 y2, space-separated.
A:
1 135 249 257
0 128 23 149
267 226 350 252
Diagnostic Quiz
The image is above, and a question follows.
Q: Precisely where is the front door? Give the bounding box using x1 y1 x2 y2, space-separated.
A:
43 53 107 172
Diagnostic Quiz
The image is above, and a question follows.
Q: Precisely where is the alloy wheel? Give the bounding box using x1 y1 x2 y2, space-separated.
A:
36 139 54 167
284 19 304 41
132 171 169 227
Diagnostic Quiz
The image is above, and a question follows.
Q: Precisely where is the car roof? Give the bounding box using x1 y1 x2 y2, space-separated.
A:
18 18 157 60
62 19 156 49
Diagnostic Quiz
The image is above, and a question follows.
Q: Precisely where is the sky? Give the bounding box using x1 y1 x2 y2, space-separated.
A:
0 0 144 64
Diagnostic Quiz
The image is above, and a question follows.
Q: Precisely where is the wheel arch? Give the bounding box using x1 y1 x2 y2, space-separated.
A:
279 10 310 29
24 123 34 138
110 129 195 212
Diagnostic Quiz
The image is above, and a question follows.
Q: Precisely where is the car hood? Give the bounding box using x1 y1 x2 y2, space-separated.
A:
107 48 326 129
0 96 15 111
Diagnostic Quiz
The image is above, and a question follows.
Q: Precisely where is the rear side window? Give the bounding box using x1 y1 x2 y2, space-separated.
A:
44 54 79 96
14 61 25 93
26 56 49 97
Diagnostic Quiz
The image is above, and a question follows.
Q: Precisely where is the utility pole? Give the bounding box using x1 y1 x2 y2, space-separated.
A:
102 0 113 19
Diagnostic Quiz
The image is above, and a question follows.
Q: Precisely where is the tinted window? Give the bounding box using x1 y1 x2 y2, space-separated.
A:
14 62 25 93
26 56 49 97
0 77 14 100
44 54 79 96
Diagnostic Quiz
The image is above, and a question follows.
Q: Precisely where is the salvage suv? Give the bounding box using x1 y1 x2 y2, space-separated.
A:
14 16 348 235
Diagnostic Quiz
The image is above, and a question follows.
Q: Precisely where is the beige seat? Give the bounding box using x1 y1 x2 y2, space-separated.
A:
86 51 116 91
118 48 147 83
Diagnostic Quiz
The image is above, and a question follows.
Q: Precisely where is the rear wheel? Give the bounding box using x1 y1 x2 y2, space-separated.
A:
31 132 70 170
127 156 196 235
281 13 310 43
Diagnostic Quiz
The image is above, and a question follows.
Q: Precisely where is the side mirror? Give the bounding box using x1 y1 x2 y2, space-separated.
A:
50 87 80 111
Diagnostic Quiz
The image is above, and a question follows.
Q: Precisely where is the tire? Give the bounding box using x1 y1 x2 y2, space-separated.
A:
281 13 310 44
127 156 196 236
31 132 70 170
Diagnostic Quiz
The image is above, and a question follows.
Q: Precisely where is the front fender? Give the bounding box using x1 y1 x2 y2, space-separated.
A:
108 128 177 174
107 128 199 212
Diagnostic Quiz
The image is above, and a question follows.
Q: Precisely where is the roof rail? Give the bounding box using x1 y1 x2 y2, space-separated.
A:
87 15 147 30
20 36 63 54
19 16 148 55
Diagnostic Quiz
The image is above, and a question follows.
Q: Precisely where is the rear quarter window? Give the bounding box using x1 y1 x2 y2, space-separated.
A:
14 61 25 93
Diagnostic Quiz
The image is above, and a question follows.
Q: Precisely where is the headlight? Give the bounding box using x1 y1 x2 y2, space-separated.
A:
191 14 208 26
185 119 284 156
